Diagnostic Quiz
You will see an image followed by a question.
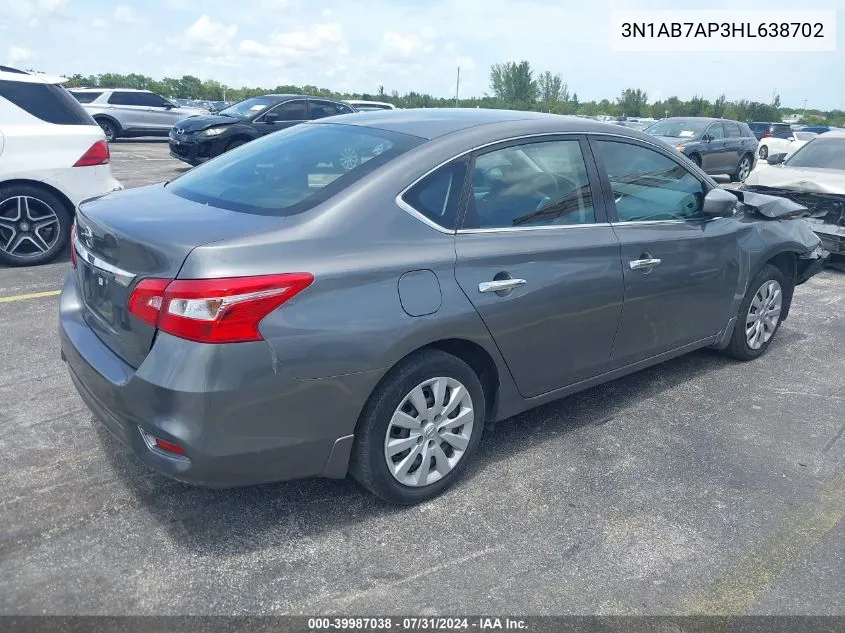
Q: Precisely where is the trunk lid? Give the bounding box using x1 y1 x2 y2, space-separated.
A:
74 184 287 368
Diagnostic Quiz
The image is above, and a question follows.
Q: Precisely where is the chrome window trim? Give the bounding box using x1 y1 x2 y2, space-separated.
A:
73 237 136 287
457 222 613 235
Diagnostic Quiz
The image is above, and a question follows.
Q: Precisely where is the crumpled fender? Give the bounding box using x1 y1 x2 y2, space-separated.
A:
731 189 808 218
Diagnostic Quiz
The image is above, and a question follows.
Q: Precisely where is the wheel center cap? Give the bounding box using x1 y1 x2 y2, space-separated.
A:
423 423 436 438
19 221 30 232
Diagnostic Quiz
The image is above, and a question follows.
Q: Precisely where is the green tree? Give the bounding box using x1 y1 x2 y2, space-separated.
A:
489 61 538 104
537 71 568 105
617 88 648 117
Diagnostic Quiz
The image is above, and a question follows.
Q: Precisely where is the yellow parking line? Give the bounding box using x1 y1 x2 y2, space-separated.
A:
0 289 61 303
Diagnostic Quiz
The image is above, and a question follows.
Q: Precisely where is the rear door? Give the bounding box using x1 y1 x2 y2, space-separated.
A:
589 136 741 368
723 121 750 170
252 99 308 136
134 92 181 131
453 136 625 398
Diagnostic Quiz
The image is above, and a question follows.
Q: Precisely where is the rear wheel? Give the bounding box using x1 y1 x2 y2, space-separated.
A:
724 264 788 361
731 153 753 182
350 350 486 504
96 118 119 142
0 185 72 266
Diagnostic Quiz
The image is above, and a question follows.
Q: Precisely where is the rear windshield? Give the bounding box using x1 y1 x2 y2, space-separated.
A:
0 80 95 125
169 123 423 216
784 138 845 170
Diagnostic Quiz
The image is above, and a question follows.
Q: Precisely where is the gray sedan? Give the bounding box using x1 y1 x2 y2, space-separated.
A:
60 109 827 504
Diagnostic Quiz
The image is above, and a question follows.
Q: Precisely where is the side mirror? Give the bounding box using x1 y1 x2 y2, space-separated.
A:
702 133 712 142
164 103 175 110
787 136 794 142
702 187 738 217
767 153 787 165
264 112 281 124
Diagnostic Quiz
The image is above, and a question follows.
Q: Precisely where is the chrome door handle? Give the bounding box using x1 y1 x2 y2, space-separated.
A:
629 258 662 270
478 278 526 293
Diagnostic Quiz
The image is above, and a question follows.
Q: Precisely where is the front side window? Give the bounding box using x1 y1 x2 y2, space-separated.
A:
463 139 595 229
135 92 170 108
169 123 423 216
107 91 138 106
594 140 706 222
707 123 726 139
402 162 468 230
266 100 307 121
0 80 95 125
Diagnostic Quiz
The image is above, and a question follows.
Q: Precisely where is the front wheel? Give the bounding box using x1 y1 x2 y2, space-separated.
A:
724 264 788 361
96 118 119 142
0 185 72 266
349 350 486 504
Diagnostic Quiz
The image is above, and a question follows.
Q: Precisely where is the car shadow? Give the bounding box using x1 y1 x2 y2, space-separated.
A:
111 138 169 144
95 345 746 556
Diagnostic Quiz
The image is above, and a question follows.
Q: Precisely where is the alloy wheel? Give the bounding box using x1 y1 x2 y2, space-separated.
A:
0 196 61 259
745 279 782 350
738 157 751 181
338 147 359 170
384 377 474 487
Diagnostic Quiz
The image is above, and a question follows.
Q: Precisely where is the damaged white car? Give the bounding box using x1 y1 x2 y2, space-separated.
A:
743 131 845 257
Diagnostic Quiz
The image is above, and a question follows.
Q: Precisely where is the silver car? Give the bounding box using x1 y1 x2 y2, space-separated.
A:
70 88 207 141
60 109 827 504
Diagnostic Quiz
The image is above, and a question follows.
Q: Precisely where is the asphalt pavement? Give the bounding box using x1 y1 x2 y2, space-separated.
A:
0 141 843 616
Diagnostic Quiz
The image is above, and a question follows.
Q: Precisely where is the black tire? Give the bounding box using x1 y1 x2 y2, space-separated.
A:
226 139 247 152
0 184 72 266
724 264 789 361
758 145 768 160
95 117 119 142
349 349 486 504
689 153 702 168
730 153 753 182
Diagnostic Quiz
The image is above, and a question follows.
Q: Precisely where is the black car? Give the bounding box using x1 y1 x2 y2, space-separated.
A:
645 117 759 182
748 122 793 141
169 95 357 166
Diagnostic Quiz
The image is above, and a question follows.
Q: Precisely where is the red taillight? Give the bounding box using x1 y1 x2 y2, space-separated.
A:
155 437 186 456
73 140 110 167
70 223 77 268
762 131 773 138
127 274 314 344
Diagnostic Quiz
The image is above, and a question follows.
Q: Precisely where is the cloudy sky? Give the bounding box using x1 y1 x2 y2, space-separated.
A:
1 0 843 109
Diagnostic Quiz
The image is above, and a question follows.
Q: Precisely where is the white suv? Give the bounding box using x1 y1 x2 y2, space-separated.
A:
0 66 122 266
70 88 207 141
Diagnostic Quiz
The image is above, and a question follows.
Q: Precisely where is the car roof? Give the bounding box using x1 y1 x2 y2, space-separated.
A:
314 108 662 141
0 67 66 85
70 88 153 93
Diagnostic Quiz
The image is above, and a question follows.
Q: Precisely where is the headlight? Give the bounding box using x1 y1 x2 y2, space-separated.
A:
201 127 226 137
675 145 687 153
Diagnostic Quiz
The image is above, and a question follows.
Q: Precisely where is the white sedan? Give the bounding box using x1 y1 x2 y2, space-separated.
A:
743 132 845 256
757 130 817 161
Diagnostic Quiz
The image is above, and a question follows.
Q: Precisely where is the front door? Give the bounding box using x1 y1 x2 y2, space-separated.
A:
252 99 308 136
454 136 625 398
590 137 741 368
134 92 182 132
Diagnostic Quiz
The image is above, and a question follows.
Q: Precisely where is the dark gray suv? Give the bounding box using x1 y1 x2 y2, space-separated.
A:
60 110 826 504
646 117 759 181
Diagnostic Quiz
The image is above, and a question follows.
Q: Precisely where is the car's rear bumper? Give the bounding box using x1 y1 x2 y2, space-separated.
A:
59 274 375 487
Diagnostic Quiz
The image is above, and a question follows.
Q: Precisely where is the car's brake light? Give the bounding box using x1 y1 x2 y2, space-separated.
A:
73 140 110 167
127 274 314 344
762 131 773 139
70 223 77 268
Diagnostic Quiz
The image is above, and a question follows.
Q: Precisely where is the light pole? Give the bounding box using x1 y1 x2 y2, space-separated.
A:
454 66 460 108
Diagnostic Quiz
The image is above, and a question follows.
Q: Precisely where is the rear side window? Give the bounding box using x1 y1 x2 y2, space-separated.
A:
402 161 468 230
310 100 348 119
71 91 102 104
0 80 95 125
169 123 423 216
725 122 742 138
107 91 138 105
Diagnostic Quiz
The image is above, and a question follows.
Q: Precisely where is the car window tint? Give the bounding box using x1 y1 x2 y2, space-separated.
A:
725 123 742 138
338 103 356 114
135 92 169 107
71 91 102 103
310 100 344 119
107 91 137 106
268 100 306 121
169 123 423 216
0 80 95 125
402 162 468 230
594 140 706 222
464 140 595 229
707 123 726 139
